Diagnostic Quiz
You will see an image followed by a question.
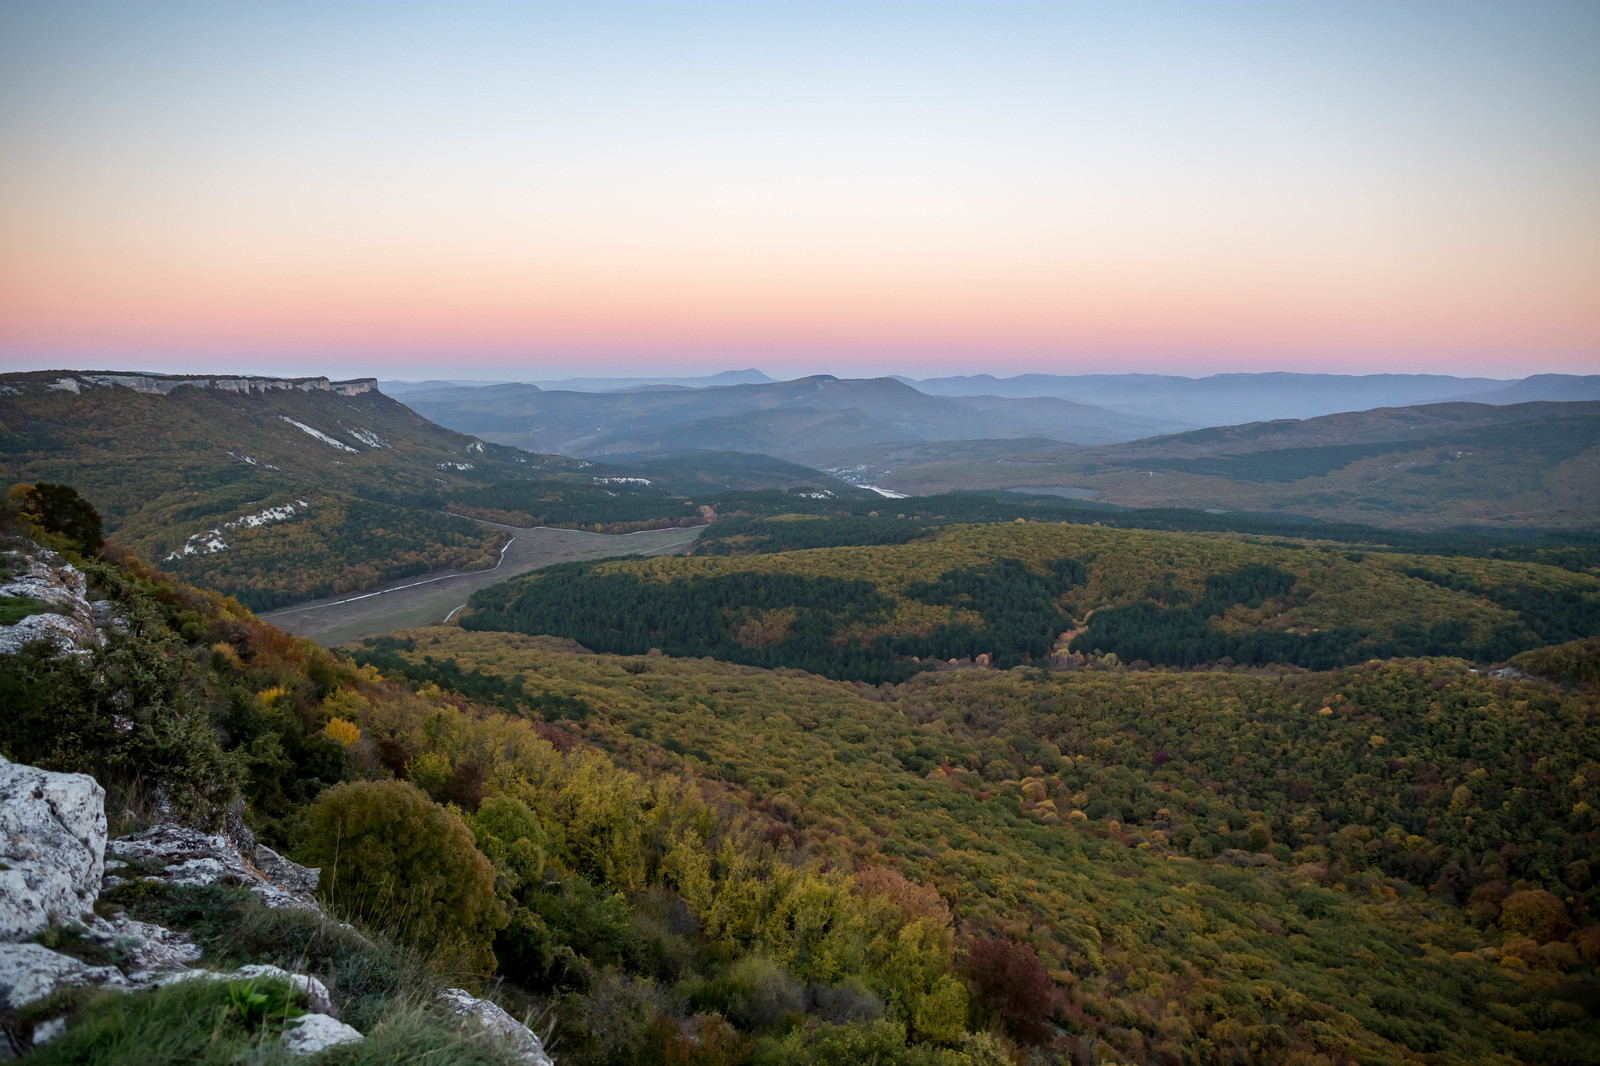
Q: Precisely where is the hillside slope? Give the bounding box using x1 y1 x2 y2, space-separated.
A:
4 495 1597 1065
807 401 1600 531
0 371 585 608
460 520 1600 682
362 624 1600 1065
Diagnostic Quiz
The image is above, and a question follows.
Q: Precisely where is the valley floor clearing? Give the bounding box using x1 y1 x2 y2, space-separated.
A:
260 521 703 646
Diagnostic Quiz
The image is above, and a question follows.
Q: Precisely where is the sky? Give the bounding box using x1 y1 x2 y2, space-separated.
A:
1 1 1597 382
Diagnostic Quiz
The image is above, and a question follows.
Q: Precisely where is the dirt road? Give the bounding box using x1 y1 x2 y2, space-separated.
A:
261 521 703 646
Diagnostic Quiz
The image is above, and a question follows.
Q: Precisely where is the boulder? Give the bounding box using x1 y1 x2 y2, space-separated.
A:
0 756 106 941
222 796 256 856
30 1015 67 1046
110 825 319 909
438 987 555 1066
158 964 334 1016
281 1013 364 1056
0 942 127 1009
78 913 200 981
0 550 103 655
254 844 319 897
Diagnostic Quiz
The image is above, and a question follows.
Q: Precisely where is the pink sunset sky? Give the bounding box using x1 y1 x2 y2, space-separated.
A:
1 2 1596 382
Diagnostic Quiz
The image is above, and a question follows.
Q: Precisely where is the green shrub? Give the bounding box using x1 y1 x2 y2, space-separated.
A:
704 956 804 1032
0 621 241 817
223 978 305 1031
25 979 293 1066
10 482 104 555
555 968 667 1065
299 780 506 972
469 795 552 892
751 1019 987 1066
0 594 66 625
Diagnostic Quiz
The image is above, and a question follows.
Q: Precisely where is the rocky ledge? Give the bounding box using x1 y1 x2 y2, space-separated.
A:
0 546 108 656
0 755 553 1062
0 371 376 397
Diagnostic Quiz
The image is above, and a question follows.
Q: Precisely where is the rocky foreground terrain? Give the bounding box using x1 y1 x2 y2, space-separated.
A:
0 754 554 1062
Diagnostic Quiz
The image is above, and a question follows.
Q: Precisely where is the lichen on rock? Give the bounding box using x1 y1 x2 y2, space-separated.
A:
0 755 107 941
438 987 555 1066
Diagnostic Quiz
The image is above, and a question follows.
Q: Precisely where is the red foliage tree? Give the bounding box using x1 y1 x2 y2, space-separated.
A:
959 936 1055 1045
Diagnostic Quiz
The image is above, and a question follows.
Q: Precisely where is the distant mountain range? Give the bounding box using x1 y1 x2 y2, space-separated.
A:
819 400 1600 531
391 369 1599 436
400 374 1192 458
6 368 1595 613
381 369 776 395
896 371 1562 426
1447 374 1600 406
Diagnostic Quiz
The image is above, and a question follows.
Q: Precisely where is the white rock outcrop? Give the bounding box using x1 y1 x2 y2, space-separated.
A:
109 824 320 909
255 843 320 897
78 913 201 981
29 1015 67 1045
0 941 128 1009
159 964 334 1016
0 755 107 941
0 757 364 1059
37 372 376 397
438 987 555 1066
0 549 104 656
281 1013 365 1055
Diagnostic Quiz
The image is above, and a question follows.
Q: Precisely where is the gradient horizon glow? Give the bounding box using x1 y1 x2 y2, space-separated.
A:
2 1 1597 382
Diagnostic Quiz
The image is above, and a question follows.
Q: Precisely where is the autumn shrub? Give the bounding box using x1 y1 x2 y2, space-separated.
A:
445 758 486 812
652 1011 754 1066
958 937 1054 1046
717 956 805 1032
811 977 885 1025
556 969 668 1065
1537 941 1581 970
750 1018 995 1066
1498 889 1572 943
1577 925 1600 964
1467 881 1512 925
324 717 361 745
299 779 506 971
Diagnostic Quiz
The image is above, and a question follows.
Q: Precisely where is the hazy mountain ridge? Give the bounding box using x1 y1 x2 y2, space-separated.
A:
381 368 776 395
1446 373 1600 406
899 370 1521 425
824 401 1600 531
402 374 1191 458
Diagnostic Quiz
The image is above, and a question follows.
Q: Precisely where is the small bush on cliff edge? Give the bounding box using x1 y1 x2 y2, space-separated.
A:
299 779 506 973
8 482 104 556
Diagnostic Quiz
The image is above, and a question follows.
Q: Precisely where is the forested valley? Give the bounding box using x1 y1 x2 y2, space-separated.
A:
462 520 1600 682
4 482 1598 1066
